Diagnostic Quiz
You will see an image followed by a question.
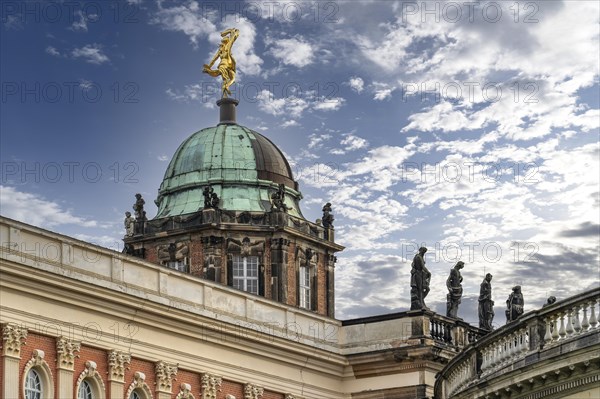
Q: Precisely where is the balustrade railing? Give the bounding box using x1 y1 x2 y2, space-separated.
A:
436 288 600 399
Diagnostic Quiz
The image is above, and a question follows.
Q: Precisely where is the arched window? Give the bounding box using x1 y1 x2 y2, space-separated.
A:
129 390 142 399
25 369 42 399
77 380 93 399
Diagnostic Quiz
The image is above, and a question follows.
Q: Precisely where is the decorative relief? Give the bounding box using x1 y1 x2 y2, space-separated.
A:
155 360 178 392
56 336 81 370
227 237 264 256
107 350 131 382
200 373 222 399
29 349 46 367
176 383 195 399
75 361 106 395
243 384 264 399
284 395 303 399
126 371 154 399
1 323 27 357
157 242 189 263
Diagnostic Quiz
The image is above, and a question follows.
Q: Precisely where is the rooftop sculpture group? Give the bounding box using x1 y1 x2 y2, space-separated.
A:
408 246 534 332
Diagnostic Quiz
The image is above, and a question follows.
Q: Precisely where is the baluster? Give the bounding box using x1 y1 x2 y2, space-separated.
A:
573 306 582 334
544 317 553 344
581 303 590 332
521 331 529 355
558 313 566 339
565 310 574 336
589 299 598 329
552 315 560 341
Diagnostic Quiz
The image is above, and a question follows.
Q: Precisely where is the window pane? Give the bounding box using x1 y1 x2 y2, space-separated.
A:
25 369 42 399
78 380 93 399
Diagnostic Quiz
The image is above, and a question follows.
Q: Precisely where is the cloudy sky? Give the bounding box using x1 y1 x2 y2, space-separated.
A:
1 0 598 325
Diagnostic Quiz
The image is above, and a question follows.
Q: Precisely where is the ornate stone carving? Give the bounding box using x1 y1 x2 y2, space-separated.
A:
155 360 178 392
56 336 81 370
506 285 524 323
30 349 46 366
228 237 264 256
133 193 146 221
322 202 334 228
285 395 303 399
446 261 464 318
124 211 135 237
410 247 431 310
270 183 288 212
243 383 264 399
176 383 195 399
108 350 131 382
157 242 189 263
133 371 146 389
76 361 106 394
201 373 222 399
203 185 220 209
479 273 495 331
1 323 27 357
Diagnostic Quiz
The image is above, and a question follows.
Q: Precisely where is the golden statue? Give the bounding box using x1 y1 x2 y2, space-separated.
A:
203 28 239 98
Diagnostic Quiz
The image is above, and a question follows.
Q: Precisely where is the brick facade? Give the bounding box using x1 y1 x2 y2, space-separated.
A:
7 332 290 399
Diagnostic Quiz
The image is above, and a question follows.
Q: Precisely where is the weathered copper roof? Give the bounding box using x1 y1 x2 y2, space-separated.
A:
154 124 303 218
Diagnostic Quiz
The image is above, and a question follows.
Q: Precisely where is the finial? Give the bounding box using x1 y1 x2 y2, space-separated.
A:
203 28 240 98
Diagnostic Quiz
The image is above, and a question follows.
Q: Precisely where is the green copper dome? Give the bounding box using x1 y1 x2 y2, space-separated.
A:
154 124 304 218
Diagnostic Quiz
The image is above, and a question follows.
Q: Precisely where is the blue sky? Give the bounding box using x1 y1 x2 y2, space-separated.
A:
1 0 599 324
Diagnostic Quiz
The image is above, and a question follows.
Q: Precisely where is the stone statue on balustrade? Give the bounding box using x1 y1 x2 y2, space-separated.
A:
505 285 524 323
124 211 135 237
478 273 494 331
322 202 334 228
446 261 464 318
542 296 556 308
133 193 146 220
410 247 431 310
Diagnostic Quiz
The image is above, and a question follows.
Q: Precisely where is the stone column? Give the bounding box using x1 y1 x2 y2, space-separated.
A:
270 239 290 304
107 350 131 399
1 323 28 399
56 336 81 399
155 360 178 399
326 255 337 317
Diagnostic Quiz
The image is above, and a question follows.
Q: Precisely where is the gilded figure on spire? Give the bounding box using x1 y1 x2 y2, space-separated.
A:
203 28 240 98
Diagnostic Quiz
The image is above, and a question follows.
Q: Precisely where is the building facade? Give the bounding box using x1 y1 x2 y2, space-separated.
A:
1 101 598 399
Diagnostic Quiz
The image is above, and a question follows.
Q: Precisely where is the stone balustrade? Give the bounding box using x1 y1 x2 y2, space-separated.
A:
436 287 600 399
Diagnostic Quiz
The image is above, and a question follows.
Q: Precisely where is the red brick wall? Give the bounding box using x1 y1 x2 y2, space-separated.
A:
317 253 327 316
12 332 292 399
263 389 284 399
219 379 243 399
125 357 156 397
73 345 109 398
189 240 204 277
286 242 297 307
145 244 158 264
264 241 272 299
174 369 199 398
19 334 57 399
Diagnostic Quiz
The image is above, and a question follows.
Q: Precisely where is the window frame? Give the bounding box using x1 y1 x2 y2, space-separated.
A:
232 255 259 295
25 368 42 399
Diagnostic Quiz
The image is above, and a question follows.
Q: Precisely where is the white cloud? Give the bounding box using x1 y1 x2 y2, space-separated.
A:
313 97 345 111
256 90 309 118
340 134 368 151
269 37 315 68
281 120 299 128
70 10 88 32
45 46 61 57
307 133 332 149
71 44 109 65
0 186 98 229
372 82 394 101
348 77 364 93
